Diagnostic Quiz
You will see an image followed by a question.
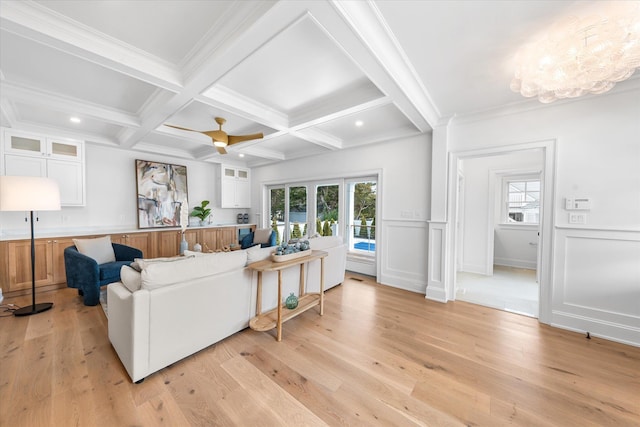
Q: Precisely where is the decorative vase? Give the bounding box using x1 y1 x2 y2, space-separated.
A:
193 242 202 252
285 292 298 309
180 234 188 255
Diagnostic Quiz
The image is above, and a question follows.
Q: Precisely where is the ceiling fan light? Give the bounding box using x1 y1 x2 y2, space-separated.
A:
213 140 227 148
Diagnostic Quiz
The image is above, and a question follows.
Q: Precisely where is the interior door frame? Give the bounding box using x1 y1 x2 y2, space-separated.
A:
448 139 556 324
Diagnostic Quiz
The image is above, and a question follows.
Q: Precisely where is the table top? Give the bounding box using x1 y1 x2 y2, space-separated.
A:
247 250 327 272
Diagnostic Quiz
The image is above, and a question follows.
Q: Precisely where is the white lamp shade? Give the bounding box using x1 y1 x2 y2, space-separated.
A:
0 176 61 211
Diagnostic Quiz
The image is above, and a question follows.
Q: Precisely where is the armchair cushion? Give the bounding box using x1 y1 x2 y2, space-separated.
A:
73 236 116 264
99 261 135 283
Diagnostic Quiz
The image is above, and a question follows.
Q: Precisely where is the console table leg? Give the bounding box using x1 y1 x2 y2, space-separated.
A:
256 271 262 316
320 257 325 315
277 270 283 342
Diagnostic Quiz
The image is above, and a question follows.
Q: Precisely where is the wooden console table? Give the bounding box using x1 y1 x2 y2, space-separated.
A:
248 250 328 341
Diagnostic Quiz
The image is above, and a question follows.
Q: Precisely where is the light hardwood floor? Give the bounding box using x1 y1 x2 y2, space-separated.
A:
1 274 639 426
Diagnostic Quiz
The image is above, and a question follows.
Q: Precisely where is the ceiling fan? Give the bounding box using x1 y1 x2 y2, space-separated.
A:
165 117 263 154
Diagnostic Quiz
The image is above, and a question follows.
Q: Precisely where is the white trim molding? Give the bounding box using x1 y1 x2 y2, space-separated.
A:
551 228 640 347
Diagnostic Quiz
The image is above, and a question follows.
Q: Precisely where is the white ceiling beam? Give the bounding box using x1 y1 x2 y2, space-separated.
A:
238 146 286 161
291 96 392 131
291 127 342 150
0 1 183 91
0 81 140 128
120 1 283 149
197 85 290 131
322 0 437 131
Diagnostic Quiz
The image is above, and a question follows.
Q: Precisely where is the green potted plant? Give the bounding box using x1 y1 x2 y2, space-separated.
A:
191 200 211 226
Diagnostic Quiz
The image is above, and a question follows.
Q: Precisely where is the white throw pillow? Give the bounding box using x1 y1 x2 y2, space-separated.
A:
73 236 116 265
120 265 142 293
253 228 272 245
246 245 273 264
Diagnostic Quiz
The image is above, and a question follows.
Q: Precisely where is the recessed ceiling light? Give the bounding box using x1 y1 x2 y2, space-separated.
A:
355 120 364 127
70 117 81 123
239 153 245 158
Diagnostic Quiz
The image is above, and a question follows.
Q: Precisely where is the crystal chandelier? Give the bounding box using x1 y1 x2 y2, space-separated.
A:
510 2 640 103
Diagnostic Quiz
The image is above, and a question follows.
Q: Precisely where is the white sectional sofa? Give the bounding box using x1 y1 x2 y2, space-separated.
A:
107 236 346 383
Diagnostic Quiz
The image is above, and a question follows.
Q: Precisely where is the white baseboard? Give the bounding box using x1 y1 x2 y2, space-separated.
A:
552 310 640 348
494 257 536 270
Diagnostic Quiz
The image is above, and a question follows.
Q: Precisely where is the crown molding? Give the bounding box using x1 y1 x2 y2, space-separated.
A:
0 99 17 127
450 76 640 126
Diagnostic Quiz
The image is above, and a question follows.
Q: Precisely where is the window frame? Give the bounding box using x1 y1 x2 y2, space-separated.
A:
502 175 541 226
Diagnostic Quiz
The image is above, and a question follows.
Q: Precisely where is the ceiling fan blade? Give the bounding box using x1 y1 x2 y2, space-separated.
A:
165 124 205 133
228 133 264 145
216 146 227 155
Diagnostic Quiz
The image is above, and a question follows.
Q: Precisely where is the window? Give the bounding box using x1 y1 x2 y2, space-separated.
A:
316 184 339 237
266 176 376 257
269 187 285 245
505 178 540 224
347 178 377 255
289 186 307 239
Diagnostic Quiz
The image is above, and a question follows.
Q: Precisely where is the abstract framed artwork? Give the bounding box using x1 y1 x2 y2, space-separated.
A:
136 159 188 229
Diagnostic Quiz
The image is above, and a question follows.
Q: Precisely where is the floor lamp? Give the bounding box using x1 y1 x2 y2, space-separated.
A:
0 176 61 316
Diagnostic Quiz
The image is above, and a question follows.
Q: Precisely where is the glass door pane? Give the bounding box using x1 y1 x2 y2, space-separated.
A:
347 179 377 255
288 186 307 240
316 184 339 236
269 187 285 245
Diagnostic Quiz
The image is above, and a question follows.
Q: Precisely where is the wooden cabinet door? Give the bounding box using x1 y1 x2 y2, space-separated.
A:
217 227 237 249
123 233 150 258
52 238 74 284
199 228 218 253
157 231 181 258
7 239 54 291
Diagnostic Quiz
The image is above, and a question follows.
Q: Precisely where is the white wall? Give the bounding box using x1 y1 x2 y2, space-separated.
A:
250 133 432 293
0 144 245 238
447 88 640 346
493 226 538 270
460 151 543 274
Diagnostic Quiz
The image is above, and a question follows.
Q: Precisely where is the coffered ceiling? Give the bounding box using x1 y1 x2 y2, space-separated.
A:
1 1 638 166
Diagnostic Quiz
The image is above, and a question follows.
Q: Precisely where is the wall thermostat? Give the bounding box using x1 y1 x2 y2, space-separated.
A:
565 197 591 210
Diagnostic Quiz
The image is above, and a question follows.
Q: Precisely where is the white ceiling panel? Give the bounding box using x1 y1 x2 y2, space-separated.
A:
315 103 419 146
33 0 234 65
0 30 159 114
217 15 368 114
14 102 123 138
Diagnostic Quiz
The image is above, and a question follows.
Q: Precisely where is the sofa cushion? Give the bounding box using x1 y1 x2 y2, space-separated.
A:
131 256 188 271
73 235 116 264
99 260 133 283
246 245 273 264
140 250 248 289
308 235 343 250
120 265 142 293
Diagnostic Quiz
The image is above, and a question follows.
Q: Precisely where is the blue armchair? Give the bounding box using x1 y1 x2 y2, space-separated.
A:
64 243 143 306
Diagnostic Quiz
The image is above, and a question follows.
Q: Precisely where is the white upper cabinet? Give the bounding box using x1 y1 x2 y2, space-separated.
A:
220 165 251 208
2 129 86 206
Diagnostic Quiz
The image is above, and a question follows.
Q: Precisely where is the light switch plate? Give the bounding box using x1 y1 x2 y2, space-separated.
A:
569 213 587 224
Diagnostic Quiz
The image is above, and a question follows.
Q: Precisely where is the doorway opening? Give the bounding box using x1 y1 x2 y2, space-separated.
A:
452 144 551 319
